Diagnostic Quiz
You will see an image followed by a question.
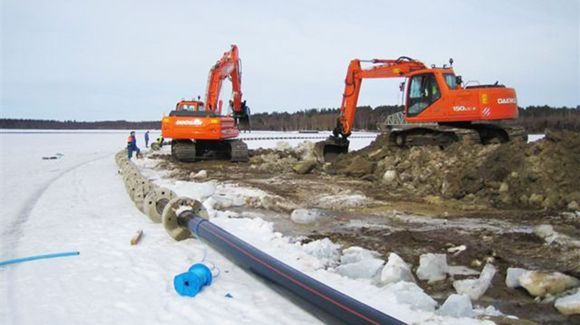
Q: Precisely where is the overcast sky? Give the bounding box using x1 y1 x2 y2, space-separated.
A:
1 0 579 121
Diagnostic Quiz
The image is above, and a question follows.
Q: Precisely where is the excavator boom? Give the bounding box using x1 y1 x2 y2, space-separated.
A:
204 45 250 129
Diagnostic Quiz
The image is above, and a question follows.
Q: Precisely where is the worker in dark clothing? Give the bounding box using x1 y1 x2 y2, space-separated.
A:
127 131 141 159
144 131 150 148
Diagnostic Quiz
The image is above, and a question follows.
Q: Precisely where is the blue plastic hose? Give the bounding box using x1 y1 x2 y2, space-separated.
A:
0 251 80 267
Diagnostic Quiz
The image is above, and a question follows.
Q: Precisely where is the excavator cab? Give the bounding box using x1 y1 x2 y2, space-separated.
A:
175 100 205 112
406 73 442 117
169 100 217 117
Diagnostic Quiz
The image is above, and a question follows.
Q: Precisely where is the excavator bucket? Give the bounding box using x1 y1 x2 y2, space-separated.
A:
233 105 251 132
313 137 349 163
236 114 251 132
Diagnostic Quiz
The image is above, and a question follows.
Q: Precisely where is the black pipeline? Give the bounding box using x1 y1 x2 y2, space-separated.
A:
177 211 405 325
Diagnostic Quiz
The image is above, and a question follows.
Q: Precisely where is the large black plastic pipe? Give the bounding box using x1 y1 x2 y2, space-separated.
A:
181 213 405 325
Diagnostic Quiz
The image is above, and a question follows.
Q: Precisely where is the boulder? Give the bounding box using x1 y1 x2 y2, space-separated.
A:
519 271 580 297
345 156 376 177
190 170 207 180
499 182 509 193
424 195 444 206
292 160 317 174
554 289 580 315
529 193 544 207
382 170 397 184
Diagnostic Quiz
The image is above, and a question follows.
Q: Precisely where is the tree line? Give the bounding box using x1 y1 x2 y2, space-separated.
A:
1 105 578 132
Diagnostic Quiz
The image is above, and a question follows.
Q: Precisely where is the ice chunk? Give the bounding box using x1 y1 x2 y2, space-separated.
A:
290 208 322 224
340 246 379 264
203 197 217 210
232 195 246 207
519 271 580 297
554 289 580 315
385 282 437 312
447 265 480 276
336 257 384 279
301 238 341 267
316 193 368 209
453 263 496 300
379 253 415 285
275 141 292 151
438 294 475 318
213 196 233 209
474 305 504 317
534 224 559 244
505 267 527 288
336 246 384 279
416 253 448 283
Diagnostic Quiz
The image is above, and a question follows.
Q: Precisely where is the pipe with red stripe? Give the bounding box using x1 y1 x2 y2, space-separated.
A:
177 211 405 325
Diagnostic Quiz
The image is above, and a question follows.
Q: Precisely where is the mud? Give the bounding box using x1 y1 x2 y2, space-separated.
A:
147 130 580 323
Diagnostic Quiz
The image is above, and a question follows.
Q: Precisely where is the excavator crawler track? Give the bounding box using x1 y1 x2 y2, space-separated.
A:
171 139 248 163
229 139 249 162
387 124 526 148
172 140 197 162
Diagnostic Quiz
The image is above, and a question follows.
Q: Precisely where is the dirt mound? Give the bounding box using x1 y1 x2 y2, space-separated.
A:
328 130 580 211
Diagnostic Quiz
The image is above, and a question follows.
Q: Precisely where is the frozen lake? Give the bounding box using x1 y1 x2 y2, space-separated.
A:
1 129 543 324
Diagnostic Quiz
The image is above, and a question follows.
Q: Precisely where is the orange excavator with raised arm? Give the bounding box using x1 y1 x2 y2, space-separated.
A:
315 56 525 161
160 45 250 162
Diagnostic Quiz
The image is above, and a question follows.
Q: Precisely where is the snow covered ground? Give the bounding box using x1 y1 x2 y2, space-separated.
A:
1 129 534 324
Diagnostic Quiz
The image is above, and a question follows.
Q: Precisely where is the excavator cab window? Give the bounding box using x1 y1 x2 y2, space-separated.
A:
407 73 440 117
444 74 458 89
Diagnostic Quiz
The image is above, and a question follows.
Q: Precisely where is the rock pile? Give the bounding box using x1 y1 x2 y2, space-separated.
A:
328 130 580 210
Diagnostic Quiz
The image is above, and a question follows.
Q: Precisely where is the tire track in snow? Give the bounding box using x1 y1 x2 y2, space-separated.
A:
1 153 113 325
1 153 112 249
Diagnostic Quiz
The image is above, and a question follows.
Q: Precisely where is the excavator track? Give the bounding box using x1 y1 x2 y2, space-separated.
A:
172 140 197 162
228 139 249 162
387 124 527 148
170 139 249 163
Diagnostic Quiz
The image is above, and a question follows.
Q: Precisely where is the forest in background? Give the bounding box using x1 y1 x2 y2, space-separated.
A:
1 105 579 133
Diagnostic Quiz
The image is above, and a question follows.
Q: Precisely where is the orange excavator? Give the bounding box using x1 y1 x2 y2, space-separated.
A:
160 45 250 162
316 56 525 161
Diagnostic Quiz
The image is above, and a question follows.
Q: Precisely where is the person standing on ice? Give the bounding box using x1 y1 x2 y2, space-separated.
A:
127 131 141 159
144 131 150 148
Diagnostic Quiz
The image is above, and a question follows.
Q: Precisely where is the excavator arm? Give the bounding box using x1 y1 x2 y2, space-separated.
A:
315 57 426 162
335 57 427 137
204 45 250 129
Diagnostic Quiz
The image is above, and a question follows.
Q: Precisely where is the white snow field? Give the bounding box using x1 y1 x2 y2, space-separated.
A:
1 130 514 324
